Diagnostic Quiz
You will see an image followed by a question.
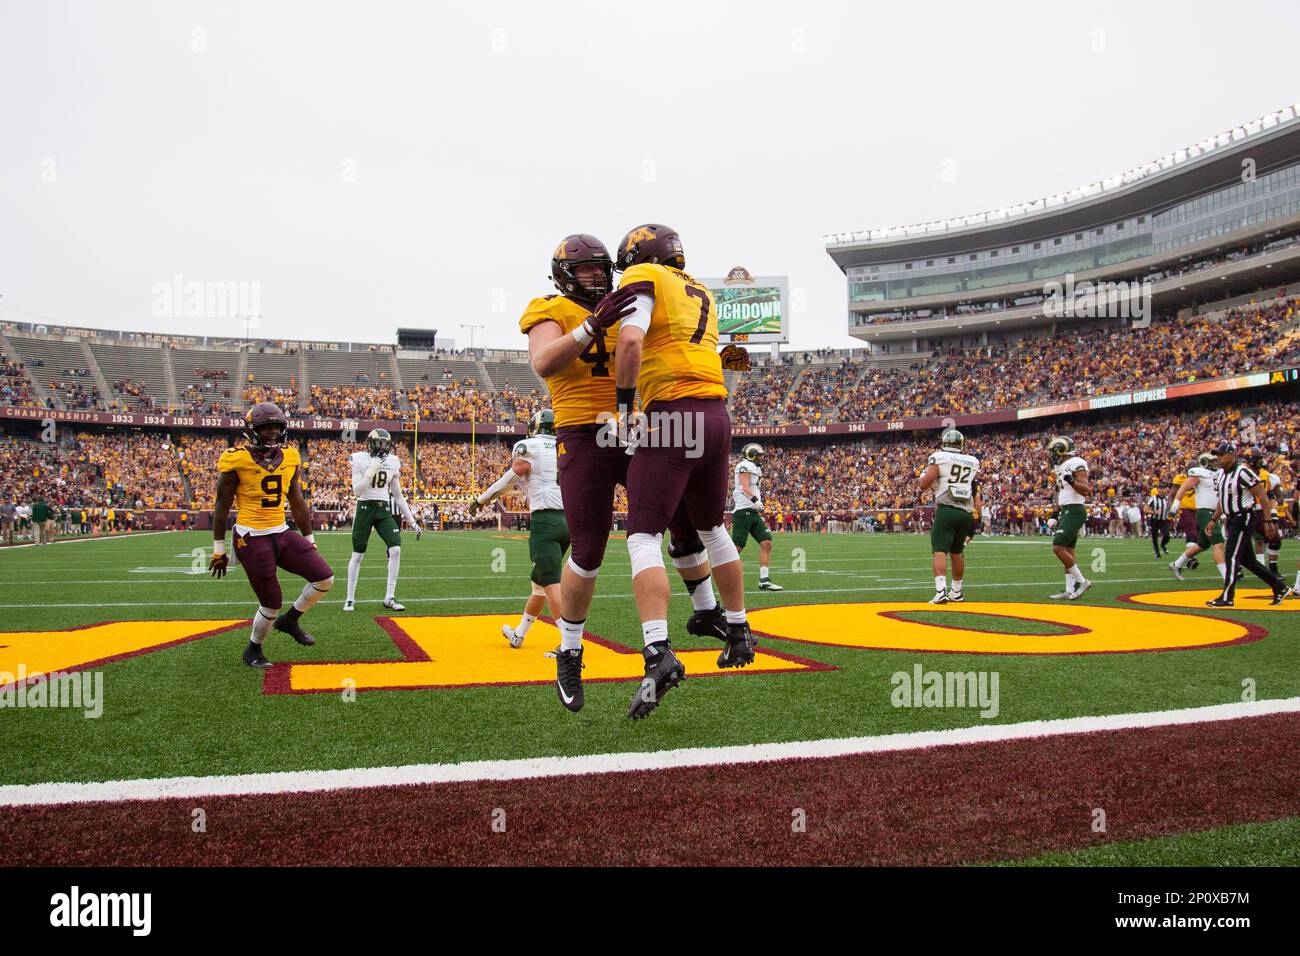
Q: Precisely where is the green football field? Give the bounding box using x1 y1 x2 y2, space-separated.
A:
2 528 1297 864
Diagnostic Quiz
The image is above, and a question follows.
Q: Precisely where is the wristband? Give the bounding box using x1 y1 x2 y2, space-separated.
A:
305 534 316 546
213 540 226 556
616 387 636 411
571 322 594 347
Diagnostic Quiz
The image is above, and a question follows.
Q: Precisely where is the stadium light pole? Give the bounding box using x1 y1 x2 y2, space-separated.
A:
460 323 484 353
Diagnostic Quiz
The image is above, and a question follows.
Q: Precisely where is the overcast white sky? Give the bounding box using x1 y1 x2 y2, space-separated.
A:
2 0 1298 351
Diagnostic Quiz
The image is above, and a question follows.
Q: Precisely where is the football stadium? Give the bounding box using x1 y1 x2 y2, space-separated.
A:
2 0 1297 931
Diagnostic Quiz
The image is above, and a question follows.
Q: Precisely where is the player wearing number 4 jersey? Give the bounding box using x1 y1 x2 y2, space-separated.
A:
521 233 731 714
210 403 334 669
918 429 981 604
343 428 422 613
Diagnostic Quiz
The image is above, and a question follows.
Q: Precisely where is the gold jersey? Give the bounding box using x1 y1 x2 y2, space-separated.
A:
218 445 300 531
519 294 616 428
1173 474 1195 510
618 263 727 409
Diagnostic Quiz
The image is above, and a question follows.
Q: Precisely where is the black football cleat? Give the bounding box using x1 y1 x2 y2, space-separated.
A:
1271 587 1293 606
242 641 271 669
1204 597 1234 608
686 604 727 642
546 646 584 712
627 641 685 720
273 615 316 646
717 621 756 669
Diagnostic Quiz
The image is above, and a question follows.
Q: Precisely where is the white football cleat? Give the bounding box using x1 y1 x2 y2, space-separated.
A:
1049 589 1074 600
501 623 524 649
383 598 406 611
343 599 356 612
1169 562 1184 581
758 580 784 591
1067 579 1093 600
947 591 965 603
928 590 948 605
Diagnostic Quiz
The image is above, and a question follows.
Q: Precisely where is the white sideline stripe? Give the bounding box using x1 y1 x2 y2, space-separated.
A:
3 697 1296 808
0 531 170 552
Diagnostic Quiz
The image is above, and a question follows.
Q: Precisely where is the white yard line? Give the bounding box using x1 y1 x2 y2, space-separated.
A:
0 573 1197 608
3 697 1295 807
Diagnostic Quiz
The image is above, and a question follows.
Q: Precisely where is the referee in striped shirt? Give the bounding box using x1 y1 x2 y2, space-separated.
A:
1145 484 1172 558
1204 442 1293 607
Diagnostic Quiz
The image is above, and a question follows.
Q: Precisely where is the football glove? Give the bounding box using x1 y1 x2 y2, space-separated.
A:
415 525 423 541
209 552 229 578
587 286 639 333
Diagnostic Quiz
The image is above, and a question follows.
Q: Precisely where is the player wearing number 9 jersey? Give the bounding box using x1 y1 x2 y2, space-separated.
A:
210 402 334 669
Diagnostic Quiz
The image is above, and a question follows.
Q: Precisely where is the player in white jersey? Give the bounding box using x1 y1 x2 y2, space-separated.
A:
343 428 422 612
918 429 982 603
1047 436 1093 600
471 409 570 657
1168 452 1227 582
730 443 782 590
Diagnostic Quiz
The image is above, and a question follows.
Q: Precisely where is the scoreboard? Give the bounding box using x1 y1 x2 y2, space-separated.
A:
702 267 789 345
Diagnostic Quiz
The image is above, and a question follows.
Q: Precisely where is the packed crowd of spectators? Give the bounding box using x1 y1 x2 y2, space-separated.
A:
182 384 233 415
242 383 300 414
306 385 400 420
404 383 499 423
497 385 547 424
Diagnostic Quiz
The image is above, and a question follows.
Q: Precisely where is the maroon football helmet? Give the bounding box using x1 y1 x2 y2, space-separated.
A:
616 224 685 271
551 234 614 307
244 402 289 448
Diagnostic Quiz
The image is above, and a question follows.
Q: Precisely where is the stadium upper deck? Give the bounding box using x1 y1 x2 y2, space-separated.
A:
826 106 1300 348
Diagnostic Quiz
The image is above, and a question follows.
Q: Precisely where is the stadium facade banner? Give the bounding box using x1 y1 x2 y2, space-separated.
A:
6 365 1295 438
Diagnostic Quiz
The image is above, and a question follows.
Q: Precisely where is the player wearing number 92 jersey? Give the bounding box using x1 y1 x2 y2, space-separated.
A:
210 402 334 670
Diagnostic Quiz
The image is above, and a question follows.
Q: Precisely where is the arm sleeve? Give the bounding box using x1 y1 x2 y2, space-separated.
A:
351 456 370 497
478 467 520 505
620 292 655 333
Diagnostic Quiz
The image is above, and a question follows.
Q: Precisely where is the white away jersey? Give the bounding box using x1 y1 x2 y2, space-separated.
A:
1054 456 1088 506
1187 466 1220 510
352 451 402 502
513 435 563 512
927 450 980 512
733 459 763 512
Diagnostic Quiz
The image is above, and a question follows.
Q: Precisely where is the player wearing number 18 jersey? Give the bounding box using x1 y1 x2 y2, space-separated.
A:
209 403 334 668
343 428 423 613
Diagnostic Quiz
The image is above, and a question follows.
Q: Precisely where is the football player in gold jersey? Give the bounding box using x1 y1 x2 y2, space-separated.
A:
521 233 730 713
613 223 751 719
209 403 334 668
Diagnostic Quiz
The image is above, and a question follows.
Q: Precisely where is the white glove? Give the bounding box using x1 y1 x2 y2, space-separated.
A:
365 458 383 480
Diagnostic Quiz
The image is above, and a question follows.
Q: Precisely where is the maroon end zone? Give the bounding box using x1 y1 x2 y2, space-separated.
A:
2 712 1296 866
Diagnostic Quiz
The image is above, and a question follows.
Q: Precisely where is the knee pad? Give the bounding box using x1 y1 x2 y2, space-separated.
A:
627 532 666 577
531 581 547 597
566 556 599 579
699 525 740 568
669 533 708 570
313 575 334 591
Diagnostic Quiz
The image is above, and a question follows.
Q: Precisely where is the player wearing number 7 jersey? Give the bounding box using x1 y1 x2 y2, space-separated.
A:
209 402 334 669
521 233 729 714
